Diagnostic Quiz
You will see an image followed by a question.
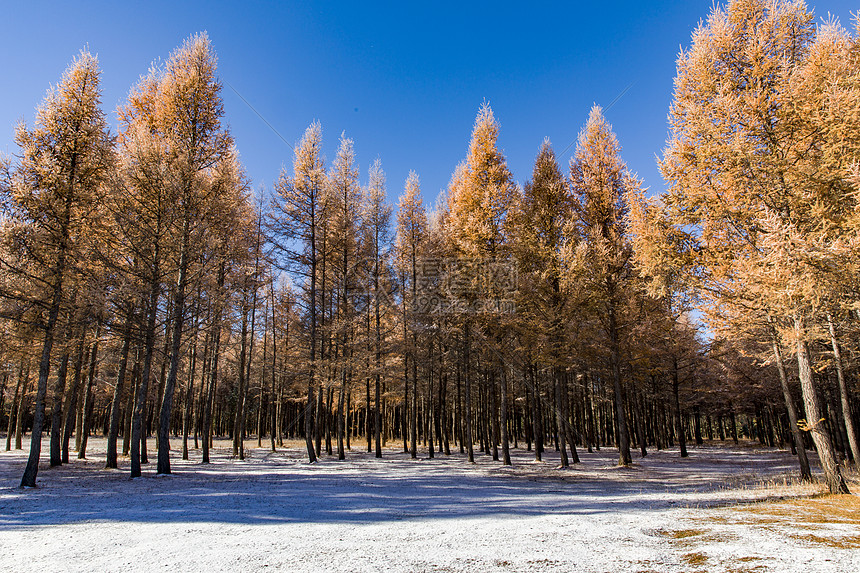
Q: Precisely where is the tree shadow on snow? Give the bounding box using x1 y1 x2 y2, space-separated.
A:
0 442 819 529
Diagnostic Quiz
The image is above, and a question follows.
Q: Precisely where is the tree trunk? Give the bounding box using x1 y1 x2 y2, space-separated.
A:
106 311 133 468
269 281 279 453
337 366 346 460
827 314 860 466
61 337 87 463
403 350 409 454
183 300 203 460
49 346 72 467
233 301 250 460
157 217 192 475
463 322 474 462
794 316 849 494
608 304 631 466
672 357 687 458
131 243 161 478
693 406 703 446
6 373 19 452
555 369 569 468
78 328 100 459
374 267 383 458
411 333 418 459
771 334 811 480
19 161 78 488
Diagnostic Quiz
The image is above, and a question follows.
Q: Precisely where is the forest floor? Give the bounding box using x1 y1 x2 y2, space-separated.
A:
0 437 858 572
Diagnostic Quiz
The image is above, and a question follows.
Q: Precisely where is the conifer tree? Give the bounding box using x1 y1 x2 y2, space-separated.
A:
0 50 113 487
660 0 850 492
569 106 640 467
447 102 517 465
510 139 576 464
328 133 361 460
363 159 392 458
396 170 427 459
154 33 234 475
271 121 327 463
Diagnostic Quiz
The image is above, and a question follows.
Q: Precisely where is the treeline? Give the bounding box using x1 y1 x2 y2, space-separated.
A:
1 1 858 494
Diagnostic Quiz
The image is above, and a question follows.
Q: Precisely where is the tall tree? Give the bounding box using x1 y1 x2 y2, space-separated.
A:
447 102 517 465
660 0 850 493
396 170 428 459
510 139 576 464
363 158 392 458
328 133 361 460
154 33 234 475
569 106 640 467
0 50 113 487
270 121 327 463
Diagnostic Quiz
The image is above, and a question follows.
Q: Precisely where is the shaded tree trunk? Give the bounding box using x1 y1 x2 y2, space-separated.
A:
772 334 811 480
672 357 687 458
827 314 860 465
106 311 133 468
78 326 100 459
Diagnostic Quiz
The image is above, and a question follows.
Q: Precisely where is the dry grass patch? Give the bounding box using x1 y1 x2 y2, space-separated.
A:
680 552 708 566
788 532 860 549
737 493 860 525
666 528 706 539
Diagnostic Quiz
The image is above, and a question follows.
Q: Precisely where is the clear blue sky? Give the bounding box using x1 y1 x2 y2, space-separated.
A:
1 1 856 208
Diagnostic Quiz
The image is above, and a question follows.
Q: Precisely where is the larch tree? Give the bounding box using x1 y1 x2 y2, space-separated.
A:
270 121 327 463
447 102 518 465
113 87 172 477
154 33 233 475
569 105 640 467
396 170 428 459
0 50 113 487
660 0 850 492
510 139 577 465
363 158 392 458
328 133 362 460
784 20 860 467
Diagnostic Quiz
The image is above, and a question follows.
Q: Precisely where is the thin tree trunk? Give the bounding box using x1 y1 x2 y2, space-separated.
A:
827 314 860 465
531 364 543 461
337 365 347 460
608 303 631 466
14 369 31 451
182 298 203 460
555 368 569 468
78 327 100 459
131 242 161 478
157 216 192 475
500 364 511 466
456 349 464 454
411 333 418 459
374 264 383 458
20 172 76 488
49 345 72 467
771 334 811 480
672 356 687 458
269 279 279 453
233 300 250 460
6 361 26 452
562 371 580 463
106 310 133 468
62 336 87 464
464 322 474 462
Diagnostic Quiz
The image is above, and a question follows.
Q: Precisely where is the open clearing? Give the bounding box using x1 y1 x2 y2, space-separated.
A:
1 439 858 572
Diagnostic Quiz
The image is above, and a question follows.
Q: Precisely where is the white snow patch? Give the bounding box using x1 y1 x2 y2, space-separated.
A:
0 438 857 572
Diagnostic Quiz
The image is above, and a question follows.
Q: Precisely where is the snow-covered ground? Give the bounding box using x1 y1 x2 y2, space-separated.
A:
1 438 857 572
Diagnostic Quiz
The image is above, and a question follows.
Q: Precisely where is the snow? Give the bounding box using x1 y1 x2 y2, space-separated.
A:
1 438 857 572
